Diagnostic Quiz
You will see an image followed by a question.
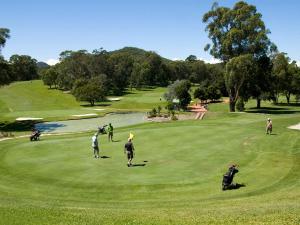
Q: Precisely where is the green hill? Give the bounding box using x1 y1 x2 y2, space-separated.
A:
0 80 166 123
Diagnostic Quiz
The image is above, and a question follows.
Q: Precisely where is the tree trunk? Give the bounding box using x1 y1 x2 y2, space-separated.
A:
286 93 290 105
90 100 94 106
256 98 261 109
229 98 236 112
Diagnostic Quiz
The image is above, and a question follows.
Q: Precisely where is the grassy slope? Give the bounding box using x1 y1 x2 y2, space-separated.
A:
0 81 166 123
0 111 299 224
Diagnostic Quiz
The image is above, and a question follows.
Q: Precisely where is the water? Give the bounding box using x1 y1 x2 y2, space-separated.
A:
36 112 147 133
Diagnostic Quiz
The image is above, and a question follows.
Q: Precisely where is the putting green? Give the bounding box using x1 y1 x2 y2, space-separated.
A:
0 114 300 224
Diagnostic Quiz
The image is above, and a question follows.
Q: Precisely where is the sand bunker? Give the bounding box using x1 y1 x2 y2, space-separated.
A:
71 113 97 117
92 109 105 111
288 123 300 130
108 97 121 101
16 117 43 121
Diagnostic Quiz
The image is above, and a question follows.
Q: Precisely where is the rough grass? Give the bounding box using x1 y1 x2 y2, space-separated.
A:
0 112 299 224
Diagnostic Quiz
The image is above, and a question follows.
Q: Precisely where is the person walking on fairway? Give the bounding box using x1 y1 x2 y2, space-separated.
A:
108 123 114 142
92 132 100 158
266 118 273 135
124 138 135 167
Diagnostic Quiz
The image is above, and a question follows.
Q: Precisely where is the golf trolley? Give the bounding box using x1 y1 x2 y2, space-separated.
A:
98 125 108 134
30 130 41 141
222 165 239 190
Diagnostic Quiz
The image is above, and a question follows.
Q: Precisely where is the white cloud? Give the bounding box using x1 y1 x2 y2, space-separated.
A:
46 58 59 66
199 57 222 64
172 57 184 61
296 60 300 67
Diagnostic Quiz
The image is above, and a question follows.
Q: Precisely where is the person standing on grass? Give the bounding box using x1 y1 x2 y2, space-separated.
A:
108 123 114 142
92 132 100 158
124 138 135 167
266 118 273 135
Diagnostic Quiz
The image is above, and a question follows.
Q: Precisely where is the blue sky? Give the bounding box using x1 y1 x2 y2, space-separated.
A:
1 0 300 65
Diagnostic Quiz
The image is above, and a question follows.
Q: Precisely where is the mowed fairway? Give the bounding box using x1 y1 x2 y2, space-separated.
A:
0 81 166 122
0 113 300 224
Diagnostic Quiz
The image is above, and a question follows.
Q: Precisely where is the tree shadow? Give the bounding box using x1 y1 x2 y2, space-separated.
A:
247 107 288 111
0 120 36 132
246 108 300 115
35 123 66 132
276 102 300 107
81 103 111 107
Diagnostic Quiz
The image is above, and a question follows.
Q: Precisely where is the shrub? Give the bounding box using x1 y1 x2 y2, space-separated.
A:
236 99 245 112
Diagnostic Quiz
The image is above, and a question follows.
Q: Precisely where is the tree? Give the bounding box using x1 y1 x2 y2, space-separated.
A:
203 1 275 111
206 85 222 102
225 54 256 112
185 55 197 62
288 61 300 103
42 66 59 89
0 56 12 86
9 55 38 81
108 52 134 95
271 53 290 103
0 28 10 53
175 80 192 110
251 55 272 108
72 75 108 106
203 1 274 62
194 87 208 103
164 80 191 110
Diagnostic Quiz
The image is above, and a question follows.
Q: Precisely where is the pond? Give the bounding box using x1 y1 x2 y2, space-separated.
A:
35 112 147 133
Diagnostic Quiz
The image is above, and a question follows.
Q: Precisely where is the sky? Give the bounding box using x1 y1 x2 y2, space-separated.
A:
1 0 300 65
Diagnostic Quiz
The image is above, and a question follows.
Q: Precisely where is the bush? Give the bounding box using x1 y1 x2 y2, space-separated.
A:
157 105 162 116
147 107 157 118
236 99 245 112
170 110 178 120
296 94 300 103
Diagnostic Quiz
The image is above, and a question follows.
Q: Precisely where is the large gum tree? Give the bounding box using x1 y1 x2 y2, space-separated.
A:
203 1 275 111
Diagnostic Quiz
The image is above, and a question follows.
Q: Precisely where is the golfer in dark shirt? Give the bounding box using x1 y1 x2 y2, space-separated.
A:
124 138 134 167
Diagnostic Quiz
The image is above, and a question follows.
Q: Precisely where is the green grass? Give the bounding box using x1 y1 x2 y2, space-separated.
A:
0 81 166 123
0 111 299 224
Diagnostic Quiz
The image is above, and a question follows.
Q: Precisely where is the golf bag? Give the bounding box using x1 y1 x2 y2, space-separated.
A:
98 125 108 134
30 130 41 141
222 165 239 190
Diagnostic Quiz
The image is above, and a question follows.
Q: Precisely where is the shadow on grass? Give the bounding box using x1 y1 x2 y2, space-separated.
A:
81 103 112 107
225 183 246 191
276 102 300 107
0 120 36 132
246 107 300 114
35 123 66 132
100 156 110 159
132 163 146 167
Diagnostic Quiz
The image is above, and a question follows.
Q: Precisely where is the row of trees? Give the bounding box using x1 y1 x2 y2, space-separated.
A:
40 47 225 105
2 2 300 111
0 29 39 85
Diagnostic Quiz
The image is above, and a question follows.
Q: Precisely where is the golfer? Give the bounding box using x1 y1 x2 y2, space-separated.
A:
124 138 135 167
108 123 114 142
92 132 100 158
266 118 273 134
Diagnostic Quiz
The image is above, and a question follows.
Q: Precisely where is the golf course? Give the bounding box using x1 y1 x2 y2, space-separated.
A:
0 81 300 225
1 0 300 224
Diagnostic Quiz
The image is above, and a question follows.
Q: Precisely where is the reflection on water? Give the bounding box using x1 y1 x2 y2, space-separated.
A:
36 112 146 133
